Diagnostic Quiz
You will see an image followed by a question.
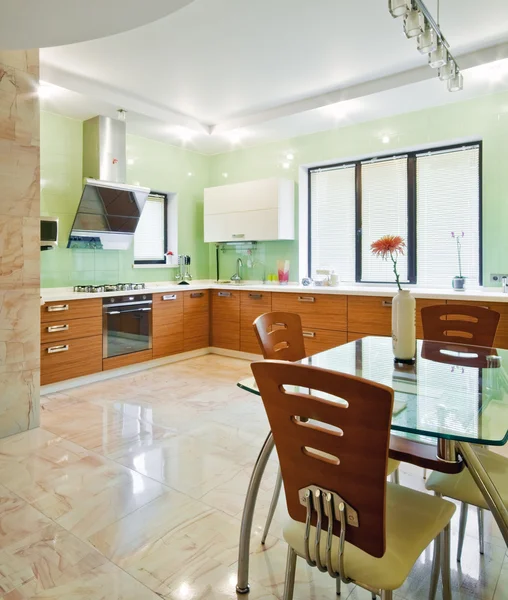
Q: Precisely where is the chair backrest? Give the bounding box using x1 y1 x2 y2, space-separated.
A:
253 311 306 361
421 304 500 347
251 360 393 559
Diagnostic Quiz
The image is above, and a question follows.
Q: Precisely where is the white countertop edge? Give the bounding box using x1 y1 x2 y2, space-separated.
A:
40 280 508 303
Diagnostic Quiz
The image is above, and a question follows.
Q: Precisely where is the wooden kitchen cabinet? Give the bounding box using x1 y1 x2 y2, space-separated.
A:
152 291 184 359
445 300 508 348
302 329 347 356
240 290 272 354
347 296 446 339
40 298 103 385
271 292 347 332
183 290 210 351
211 289 240 350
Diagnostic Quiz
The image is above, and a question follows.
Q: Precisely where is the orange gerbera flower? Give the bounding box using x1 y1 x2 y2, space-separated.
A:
370 235 405 259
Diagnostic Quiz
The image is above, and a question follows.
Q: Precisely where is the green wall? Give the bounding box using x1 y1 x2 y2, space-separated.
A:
208 91 508 284
40 111 209 287
41 91 508 287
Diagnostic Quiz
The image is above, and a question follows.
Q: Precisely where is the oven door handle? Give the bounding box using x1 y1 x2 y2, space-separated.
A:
106 308 152 315
105 300 153 308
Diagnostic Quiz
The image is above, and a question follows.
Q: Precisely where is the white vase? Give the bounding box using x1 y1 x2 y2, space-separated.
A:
392 289 416 363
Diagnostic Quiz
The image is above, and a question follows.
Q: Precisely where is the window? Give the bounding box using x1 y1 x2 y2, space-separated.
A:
134 193 168 264
308 142 481 286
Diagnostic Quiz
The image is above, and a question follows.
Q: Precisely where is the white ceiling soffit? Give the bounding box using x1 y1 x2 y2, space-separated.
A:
0 0 194 50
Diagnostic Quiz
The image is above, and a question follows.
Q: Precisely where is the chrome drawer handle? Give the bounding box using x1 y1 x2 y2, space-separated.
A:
382 300 392 307
302 331 316 338
47 344 69 354
190 292 204 298
248 293 263 299
232 233 245 239
47 324 69 333
218 291 232 297
162 294 177 301
298 296 315 303
47 304 69 312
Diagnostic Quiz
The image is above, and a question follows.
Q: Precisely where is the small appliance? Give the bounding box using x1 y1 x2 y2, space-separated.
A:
40 217 59 250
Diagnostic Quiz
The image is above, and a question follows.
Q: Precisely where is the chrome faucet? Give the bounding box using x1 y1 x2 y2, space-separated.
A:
502 276 508 293
231 258 243 283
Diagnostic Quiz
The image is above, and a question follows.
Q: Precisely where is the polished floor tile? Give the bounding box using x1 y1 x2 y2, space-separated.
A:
0 355 504 599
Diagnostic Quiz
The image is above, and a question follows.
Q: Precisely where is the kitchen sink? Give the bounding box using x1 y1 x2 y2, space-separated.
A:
217 280 246 285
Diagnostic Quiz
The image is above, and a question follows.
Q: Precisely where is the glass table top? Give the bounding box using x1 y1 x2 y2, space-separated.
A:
237 336 508 446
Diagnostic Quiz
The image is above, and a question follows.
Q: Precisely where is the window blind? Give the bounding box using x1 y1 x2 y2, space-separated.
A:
134 195 165 261
310 165 356 282
416 146 480 287
360 157 409 283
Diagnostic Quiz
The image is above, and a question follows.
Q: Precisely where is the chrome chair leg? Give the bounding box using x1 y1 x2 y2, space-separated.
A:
381 591 393 600
457 502 468 562
282 546 297 600
262 467 283 544
441 524 452 600
428 534 441 600
423 468 427 480
477 507 485 555
391 468 400 485
335 578 341 596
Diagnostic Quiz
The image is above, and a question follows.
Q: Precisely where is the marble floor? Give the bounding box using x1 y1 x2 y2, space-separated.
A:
0 354 506 599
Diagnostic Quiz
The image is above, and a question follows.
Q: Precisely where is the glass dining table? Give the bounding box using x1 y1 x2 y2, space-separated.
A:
235 336 508 594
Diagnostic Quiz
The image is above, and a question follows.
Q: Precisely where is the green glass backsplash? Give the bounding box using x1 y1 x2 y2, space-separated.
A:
41 91 508 287
40 111 210 287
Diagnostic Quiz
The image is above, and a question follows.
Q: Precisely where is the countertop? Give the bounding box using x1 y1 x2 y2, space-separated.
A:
40 280 508 303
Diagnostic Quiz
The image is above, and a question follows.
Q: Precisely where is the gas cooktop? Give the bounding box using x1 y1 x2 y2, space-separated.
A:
73 283 147 293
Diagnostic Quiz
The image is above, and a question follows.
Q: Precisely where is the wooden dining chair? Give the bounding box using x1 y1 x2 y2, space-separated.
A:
251 360 456 600
421 303 501 562
253 311 399 549
421 304 500 347
253 311 307 362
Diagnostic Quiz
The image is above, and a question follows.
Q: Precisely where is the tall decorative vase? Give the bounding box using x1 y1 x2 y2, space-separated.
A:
392 289 416 363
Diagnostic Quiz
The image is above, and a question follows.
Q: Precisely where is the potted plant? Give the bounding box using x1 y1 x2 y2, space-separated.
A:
371 235 415 363
451 231 465 291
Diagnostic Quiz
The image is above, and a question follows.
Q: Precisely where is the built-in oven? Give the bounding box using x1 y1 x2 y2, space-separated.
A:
103 294 152 359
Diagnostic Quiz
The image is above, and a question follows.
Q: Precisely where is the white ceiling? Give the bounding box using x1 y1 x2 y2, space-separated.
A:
39 0 508 154
0 0 194 50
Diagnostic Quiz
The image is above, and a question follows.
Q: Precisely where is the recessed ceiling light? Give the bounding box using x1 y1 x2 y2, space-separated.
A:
222 172 228 178
127 158 135 166
282 162 290 169
382 135 390 144
286 153 294 161
187 172 193 177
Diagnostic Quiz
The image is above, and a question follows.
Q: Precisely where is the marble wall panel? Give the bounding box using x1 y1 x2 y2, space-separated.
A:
0 50 40 438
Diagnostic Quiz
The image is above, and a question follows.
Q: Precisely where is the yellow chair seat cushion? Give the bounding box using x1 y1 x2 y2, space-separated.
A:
387 458 399 476
283 482 455 592
425 447 508 510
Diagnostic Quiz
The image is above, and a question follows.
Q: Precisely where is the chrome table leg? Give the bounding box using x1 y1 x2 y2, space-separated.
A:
441 524 452 600
236 431 275 594
428 533 441 600
457 441 508 546
261 467 283 544
282 546 297 600
477 507 485 554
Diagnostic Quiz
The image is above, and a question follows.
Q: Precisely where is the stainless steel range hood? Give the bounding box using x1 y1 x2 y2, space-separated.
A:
68 115 150 251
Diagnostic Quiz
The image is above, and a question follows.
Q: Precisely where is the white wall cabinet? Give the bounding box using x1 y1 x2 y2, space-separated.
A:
204 177 295 242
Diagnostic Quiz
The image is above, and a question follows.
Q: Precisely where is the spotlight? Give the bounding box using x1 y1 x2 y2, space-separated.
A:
429 42 447 68
439 60 455 81
404 8 425 38
389 0 410 18
417 26 437 54
448 70 463 92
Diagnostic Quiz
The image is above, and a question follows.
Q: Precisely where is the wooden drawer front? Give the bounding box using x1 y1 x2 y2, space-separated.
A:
416 299 446 339
153 293 183 359
183 290 209 314
347 296 393 336
212 290 240 350
271 293 347 331
41 298 102 323
41 335 103 385
303 329 347 357
347 331 368 343
184 291 209 351
240 291 272 354
41 315 102 344
445 300 508 349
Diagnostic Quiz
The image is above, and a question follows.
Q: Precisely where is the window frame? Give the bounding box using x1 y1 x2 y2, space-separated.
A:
307 140 482 285
133 191 169 265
